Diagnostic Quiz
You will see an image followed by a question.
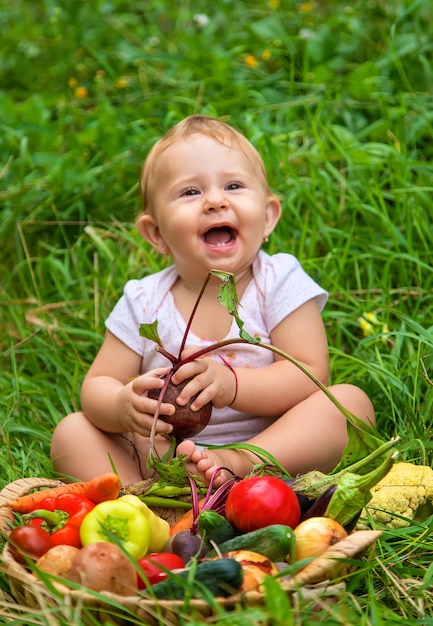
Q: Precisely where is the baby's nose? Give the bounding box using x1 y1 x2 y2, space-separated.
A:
203 187 228 211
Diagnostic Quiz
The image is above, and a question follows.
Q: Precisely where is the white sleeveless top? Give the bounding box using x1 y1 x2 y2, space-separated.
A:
105 250 327 445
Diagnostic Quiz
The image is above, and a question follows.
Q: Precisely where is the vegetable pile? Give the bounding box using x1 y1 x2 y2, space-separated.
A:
1 437 411 603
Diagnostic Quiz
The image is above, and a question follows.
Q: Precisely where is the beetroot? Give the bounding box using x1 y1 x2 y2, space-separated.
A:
139 272 236 453
163 529 208 562
148 377 212 442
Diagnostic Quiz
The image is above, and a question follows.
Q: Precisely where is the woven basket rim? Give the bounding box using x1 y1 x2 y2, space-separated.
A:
0 477 382 617
0 541 265 611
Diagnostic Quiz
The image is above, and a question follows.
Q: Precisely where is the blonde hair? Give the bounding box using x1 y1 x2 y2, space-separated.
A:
139 114 272 216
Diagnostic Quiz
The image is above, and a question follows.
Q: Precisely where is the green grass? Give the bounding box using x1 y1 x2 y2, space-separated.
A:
1 0 433 623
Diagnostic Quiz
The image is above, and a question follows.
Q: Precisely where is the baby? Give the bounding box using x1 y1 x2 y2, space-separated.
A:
51 114 375 485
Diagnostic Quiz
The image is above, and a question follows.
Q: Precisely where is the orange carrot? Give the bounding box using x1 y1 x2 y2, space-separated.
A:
169 497 207 536
4 473 121 513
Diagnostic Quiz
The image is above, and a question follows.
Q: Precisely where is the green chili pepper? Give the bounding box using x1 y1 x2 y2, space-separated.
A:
324 451 399 526
140 496 192 510
79 499 150 559
291 438 400 527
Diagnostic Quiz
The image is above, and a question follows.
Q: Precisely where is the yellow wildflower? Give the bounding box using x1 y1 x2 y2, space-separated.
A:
358 317 375 337
75 86 88 99
380 324 391 344
359 312 391 341
300 2 313 12
262 49 272 61
364 312 380 325
68 77 78 88
269 0 279 8
115 77 128 89
244 54 258 68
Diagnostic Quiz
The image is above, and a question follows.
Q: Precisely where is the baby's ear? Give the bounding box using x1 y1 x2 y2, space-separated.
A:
264 194 282 235
136 214 169 255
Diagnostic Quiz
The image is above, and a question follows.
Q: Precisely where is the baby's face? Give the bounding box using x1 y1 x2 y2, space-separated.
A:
143 134 280 284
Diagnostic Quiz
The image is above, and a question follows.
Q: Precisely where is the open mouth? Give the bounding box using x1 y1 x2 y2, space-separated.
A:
202 226 237 247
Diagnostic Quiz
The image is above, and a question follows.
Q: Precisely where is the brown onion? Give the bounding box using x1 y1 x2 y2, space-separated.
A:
293 516 348 562
223 549 279 591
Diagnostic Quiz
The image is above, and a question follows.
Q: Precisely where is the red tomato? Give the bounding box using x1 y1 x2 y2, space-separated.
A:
8 526 53 565
136 552 185 589
225 475 301 533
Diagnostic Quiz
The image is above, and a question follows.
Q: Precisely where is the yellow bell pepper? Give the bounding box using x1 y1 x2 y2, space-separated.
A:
79 499 150 558
119 494 170 553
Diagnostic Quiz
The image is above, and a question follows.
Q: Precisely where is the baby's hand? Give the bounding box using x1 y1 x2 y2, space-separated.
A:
117 367 175 436
171 353 237 410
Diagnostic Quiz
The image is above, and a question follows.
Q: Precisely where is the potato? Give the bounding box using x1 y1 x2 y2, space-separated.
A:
35 545 80 578
66 541 138 596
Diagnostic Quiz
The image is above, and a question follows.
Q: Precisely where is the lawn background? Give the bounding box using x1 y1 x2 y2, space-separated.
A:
0 0 432 623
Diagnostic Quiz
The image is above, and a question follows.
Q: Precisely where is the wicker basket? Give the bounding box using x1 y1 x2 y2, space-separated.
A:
0 478 381 625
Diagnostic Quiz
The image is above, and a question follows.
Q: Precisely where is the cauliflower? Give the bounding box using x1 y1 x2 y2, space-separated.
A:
358 462 433 529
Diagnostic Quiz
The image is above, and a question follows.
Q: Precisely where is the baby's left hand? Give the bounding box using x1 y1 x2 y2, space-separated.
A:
171 348 237 410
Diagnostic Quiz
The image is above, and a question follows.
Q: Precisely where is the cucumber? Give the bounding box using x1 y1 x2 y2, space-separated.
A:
146 558 243 600
197 510 237 546
208 524 295 562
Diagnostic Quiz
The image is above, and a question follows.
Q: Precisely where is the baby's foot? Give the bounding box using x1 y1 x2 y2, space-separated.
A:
176 440 255 486
176 440 226 486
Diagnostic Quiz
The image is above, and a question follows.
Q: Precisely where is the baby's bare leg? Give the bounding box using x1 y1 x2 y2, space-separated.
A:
178 384 375 485
50 412 171 484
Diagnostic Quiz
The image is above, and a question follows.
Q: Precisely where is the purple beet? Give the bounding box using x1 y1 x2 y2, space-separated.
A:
148 377 212 442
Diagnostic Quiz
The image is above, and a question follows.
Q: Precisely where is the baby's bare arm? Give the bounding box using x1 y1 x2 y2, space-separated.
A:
80 331 174 435
234 298 329 415
173 299 329 415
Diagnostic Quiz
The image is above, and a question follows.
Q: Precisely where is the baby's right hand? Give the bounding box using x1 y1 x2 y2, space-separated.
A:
117 367 175 437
